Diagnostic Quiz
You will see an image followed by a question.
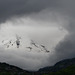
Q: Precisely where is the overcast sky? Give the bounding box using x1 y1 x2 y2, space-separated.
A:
0 0 75 71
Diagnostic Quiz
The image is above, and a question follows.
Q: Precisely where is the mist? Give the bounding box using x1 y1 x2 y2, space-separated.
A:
0 13 68 71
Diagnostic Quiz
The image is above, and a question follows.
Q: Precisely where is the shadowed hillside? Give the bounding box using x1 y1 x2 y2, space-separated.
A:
0 58 75 75
0 62 31 75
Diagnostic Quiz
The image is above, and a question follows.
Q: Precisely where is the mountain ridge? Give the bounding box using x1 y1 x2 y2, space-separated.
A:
38 58 75 72
0 57 75 75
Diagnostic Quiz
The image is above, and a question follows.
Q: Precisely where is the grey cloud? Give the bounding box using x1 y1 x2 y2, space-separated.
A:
0 0 73 23
52 19 75 63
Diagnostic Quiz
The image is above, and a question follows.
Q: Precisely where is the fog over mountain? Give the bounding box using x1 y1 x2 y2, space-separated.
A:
0 0 75 71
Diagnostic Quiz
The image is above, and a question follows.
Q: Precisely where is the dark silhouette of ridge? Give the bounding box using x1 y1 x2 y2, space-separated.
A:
0 58 75 75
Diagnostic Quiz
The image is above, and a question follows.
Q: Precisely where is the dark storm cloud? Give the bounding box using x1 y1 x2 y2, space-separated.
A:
51 0 75 62
0 0 54 22
0 0 72 23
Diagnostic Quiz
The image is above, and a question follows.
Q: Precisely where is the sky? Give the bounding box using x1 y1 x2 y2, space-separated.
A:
0 0 75 71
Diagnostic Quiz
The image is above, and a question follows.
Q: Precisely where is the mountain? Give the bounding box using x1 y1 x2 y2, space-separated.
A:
0 62 31 75
38 58 75 75
0 58 75 75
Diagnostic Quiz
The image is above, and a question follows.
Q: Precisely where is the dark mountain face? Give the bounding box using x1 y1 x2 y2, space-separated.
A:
0 62 31 75
38 58 75 72
0 58 75 75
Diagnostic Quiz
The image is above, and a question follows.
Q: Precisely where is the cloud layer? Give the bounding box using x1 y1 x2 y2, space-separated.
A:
0 0 75 23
